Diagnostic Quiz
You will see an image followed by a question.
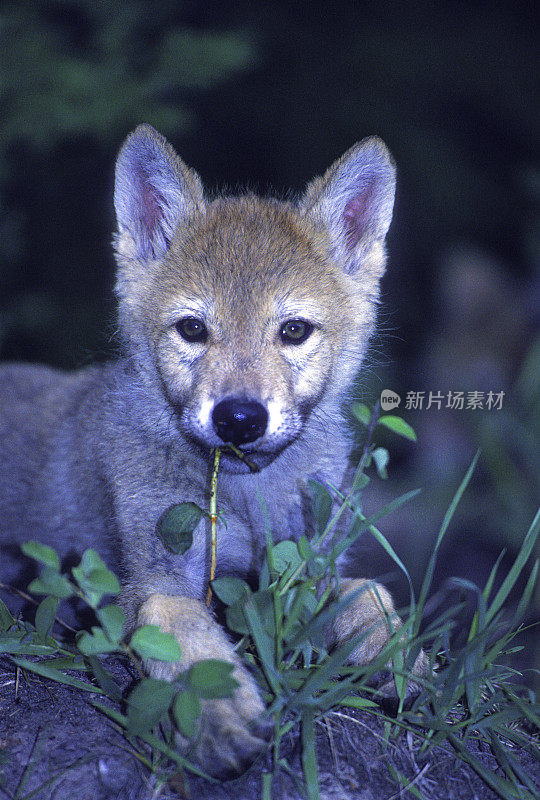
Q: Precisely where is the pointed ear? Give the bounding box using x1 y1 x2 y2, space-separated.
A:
113 124 204 264
300 137 396 275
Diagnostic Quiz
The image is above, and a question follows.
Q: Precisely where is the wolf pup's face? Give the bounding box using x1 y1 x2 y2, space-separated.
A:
113 126 395 471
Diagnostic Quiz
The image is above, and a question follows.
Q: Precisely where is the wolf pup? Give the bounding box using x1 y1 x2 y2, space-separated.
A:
0 125 423 777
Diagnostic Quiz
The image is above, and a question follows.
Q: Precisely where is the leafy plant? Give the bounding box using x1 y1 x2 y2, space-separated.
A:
0 545 235 784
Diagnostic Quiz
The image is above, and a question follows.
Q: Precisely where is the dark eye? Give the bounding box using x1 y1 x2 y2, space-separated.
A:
279 319 314 345
175 316 208 343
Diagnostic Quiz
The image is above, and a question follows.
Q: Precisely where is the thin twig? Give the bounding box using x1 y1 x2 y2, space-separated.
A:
206 448 221 606
359 399 381 468
222 442 260 472
0 581 77 634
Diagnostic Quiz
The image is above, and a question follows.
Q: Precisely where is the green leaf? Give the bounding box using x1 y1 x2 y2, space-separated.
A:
351 402 371 426
297 536 315 561
21 541 60 570
364 525 413 598
340 695 379 710
386 764 424 799
483 549 506 605
355 472 370 491
77 627 119 655
307 480 333 538
372 447 389 479
42 655 86 670
225 602 249 635
157 502 205 554
88 569 121 594
272 540 302 573
72 550 120 607
80 550 108 571
211 576 251 606
96 604 125 645
281 584 318 640
0 633 57 656
34 596 59 642
377 415 417 441
173 690 201 739
292 634 365 706
226 586 275 636
126 677 176 736
0 598 15 632
328 489 421 570
130 625 182 662
243 595 280 695
262 772 273 800
188 659 238 699
86 655 123 701
28 567 73 599
448 731 535 800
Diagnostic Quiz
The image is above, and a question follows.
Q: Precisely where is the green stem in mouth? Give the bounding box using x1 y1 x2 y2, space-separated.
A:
222 442 260 473
205 447 222 607
204 443 260 606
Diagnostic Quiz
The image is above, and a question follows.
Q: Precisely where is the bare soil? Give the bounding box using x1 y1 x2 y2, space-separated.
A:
1 653 537 800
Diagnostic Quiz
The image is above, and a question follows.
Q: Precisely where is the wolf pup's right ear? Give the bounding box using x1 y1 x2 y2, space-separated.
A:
300 137 396 278
113 124 204 268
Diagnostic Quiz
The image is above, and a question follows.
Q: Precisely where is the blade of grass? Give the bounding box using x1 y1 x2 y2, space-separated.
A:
325 487 422 557
512 560 539 628
12 657 103 693
262 772 273 800
448 731 536 799
301 710 319 800
361 518 415 607
488 730 539 797
243 596 281 696
502 689 540 732
414 452 480 635
485 507 540 626
470 548 506 639
292 635 368 707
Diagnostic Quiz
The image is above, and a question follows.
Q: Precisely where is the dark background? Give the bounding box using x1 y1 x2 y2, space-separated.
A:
1 1 538 676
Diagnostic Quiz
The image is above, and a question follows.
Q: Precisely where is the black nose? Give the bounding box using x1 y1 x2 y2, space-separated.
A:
212 397 268 446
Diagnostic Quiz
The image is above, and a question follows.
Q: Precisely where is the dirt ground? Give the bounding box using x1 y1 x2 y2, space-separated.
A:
0 653 538 800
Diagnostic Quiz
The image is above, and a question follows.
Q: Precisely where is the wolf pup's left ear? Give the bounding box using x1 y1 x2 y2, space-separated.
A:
300 137 396 276
113 124 204 266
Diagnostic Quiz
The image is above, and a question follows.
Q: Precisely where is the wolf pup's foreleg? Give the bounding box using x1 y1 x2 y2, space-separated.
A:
138 595 270 779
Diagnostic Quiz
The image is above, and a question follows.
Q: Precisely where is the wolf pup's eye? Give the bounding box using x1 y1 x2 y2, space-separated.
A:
279 319 314 345
175 316 208 343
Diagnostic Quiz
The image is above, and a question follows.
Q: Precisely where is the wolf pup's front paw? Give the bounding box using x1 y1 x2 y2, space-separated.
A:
333 578 429 697
138 594 271 779
178 663 272 780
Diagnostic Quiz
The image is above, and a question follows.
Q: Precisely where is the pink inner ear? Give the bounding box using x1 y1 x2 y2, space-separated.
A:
138 170 166 237
343 179 375 250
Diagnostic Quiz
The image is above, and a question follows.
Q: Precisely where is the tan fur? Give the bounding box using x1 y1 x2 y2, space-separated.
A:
333 579 429 680
334 578 399 663
138 594 268 773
